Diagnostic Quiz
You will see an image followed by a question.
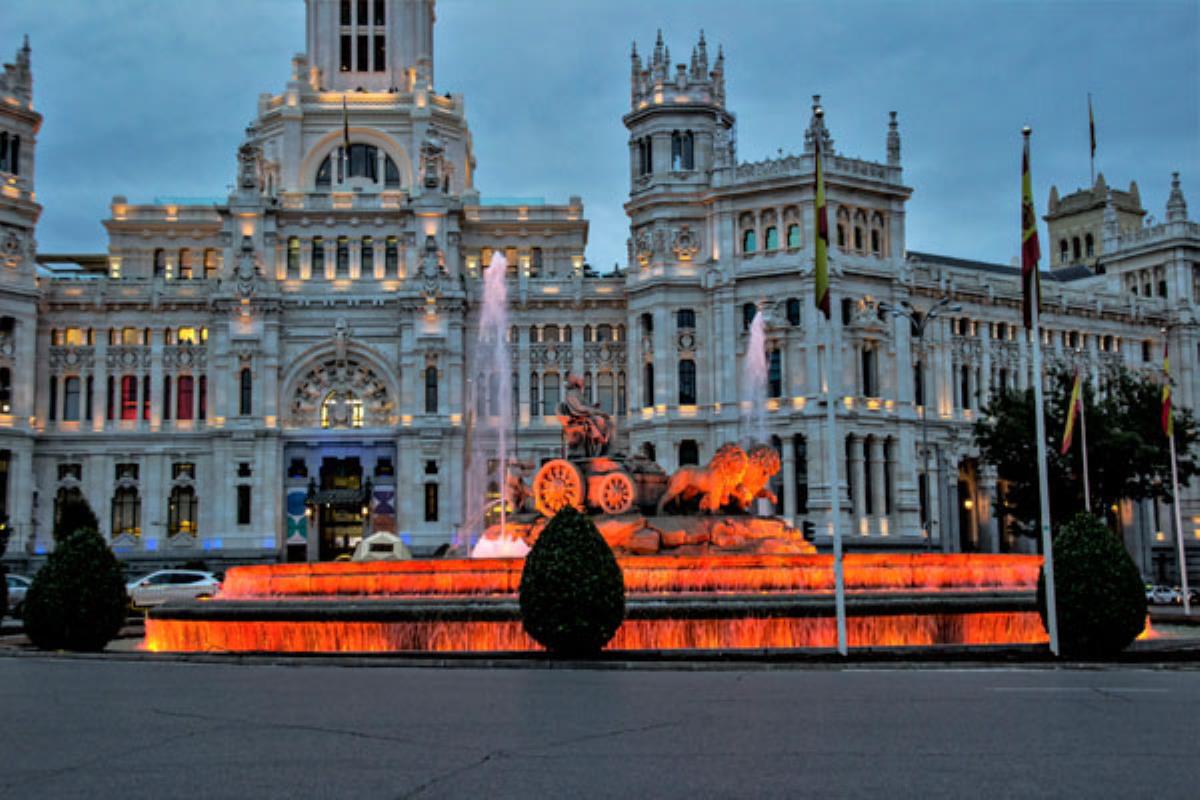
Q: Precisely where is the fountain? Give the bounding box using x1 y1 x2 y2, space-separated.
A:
145 385 1051 653
742 304 768 447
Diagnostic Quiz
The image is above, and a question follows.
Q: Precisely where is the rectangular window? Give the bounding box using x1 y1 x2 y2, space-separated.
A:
373 0 385 25
162 376 172 421
424 482 438 522
237 485 251 525
239 369 252 416
340 35 352 71
85 376 93 420
48 376 57 421
198 375 207 420
177 376 194 421
120 375 138 420
143 375 151 420
63 377 80 421
106 376 114 420
357 35 369 72
340 0 351 25
373 34 386 72
357 0 368 25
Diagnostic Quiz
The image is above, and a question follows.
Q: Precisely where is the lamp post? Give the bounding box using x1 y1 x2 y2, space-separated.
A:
878 296 960 551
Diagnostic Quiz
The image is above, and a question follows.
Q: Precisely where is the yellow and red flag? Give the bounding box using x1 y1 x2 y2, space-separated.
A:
814 134 830 319
1021 131 1041 329
1162 341 1173 437
1060 371 1083 455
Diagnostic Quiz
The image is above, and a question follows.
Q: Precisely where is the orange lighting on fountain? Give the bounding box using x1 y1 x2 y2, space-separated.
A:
217 554 1041 600
145 610 1047 654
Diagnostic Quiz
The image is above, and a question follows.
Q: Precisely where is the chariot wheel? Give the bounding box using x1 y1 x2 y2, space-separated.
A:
533 459 585 517
595 471 636 515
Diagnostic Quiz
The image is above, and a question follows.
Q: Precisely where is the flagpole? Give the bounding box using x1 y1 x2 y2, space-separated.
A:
1025 127 1060 656
1079 379 1091 511
1088 93 1096 186
1164 331 1192 616
825 305 847 655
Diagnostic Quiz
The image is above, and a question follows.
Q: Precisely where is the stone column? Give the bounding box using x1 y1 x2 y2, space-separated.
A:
782 441 797 523
978 464 1000 553
149 328 163 430
92 330 108 432
869 435 885 536
850 434 866 537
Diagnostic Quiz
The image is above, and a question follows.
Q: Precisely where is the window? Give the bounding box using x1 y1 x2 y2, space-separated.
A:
836 208 848 248
642 362 654 408
347 144 378 181
960 365 971 409
676 308 695 330
0 367 9 413
1072 237 1081 260
317 155 333 187
424 482 439 522
678 359 697 405
424 365 438 414
742 228 757 254
237 462 252 478
168 486 198 537
236 485 251 525
764 226 779 250
178 249 193 280
198 375 207 420
787 224 801 249
385 236 398 273
176 375 194 420
1085 233 1094 258
373 0 385 25
48 376 57 421
786 298 801 326
793 434 809 515
640 312 653 336
1060 239 1069 264
162 376 171 421
336 236 349 276
542 372 560 415
528 372 539 416
153 249 166 278
597 371 615 414
384 156 401 188
203 249 218 279
670 131 694 170
312 237 325 272
861 348 877 397
239 368 252 415
679 440 700 466
373 34 386 72
618 371 627 415
340 34 353 71
743 302 757 331
287 237 300 276
357 35 369 72
143 375 151 420
682 131 694 170
914 362 925 407
340 0 351 25
769 349 783 397
111 487 141 538
362 236 374 274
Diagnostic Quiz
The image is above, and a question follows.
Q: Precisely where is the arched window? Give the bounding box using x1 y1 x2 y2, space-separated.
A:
742 227 757 254
768 349 782 397
178 249 193 280
861 348 877 397
424 365 438 414
836 208 849 249
384 155 401 188
203 248 218 279
336 236 349 277
679 439 700 466
678 359 697 405
0 366 10 414
1072 237 1081 260
111 486 141 538
1059 239 1069 264
287 237 300 277
362 236 374 275
742 302 756 331
870 212 885 256
316 157 332 188
786 298 801 326
528 372 539 416
1085 233 1094 258
176 375 194 421
120 375 138 421
239 368 252 416
347 143 378 181
168 485 198 537
385 236 398 274
640 313 653 336
597 371 615 414
153 249 166 278
542 372 560 416
671 131 683 171
764 226 779 250
543 324 560 344
643 362 655 408
853 210 867 252
596 324 612 342
786 224 801 249
682 131 695 170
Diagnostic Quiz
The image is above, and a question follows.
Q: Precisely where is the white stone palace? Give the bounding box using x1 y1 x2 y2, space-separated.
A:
1 0 1196 582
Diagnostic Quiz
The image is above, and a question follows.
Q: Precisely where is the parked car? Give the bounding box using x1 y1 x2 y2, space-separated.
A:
1146 585 1180 605
126 570 221 610
5 573 31 618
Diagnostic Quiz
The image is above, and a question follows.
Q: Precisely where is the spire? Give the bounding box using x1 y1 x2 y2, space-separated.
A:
886 111 900 167
1048 185 1060 213
1166 171 1188 222
804 94 835 154
697 30 709 75
653 29 664 67
1102 187 1121 253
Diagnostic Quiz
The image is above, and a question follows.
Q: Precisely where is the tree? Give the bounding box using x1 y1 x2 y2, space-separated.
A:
519 506 625 656
974 364 1198 540
53 495 99 544
23 529 129 652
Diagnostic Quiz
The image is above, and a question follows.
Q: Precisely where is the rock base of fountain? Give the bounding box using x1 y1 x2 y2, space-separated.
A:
476 513 816 556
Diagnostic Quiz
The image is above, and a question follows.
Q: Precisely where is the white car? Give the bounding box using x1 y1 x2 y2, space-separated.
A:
5 573 31 618
126 570 221 609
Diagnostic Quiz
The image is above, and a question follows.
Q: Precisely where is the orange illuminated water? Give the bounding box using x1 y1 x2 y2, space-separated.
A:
217 553 1041 600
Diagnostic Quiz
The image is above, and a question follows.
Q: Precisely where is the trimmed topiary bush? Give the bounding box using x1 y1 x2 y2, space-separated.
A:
53 496 99 544
519 506 625 656
24 529 129 652
0 562 8 620
1038 512 1147 657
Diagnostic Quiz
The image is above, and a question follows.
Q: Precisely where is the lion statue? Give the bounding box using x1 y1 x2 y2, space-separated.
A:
733 444 782 509
657 443 750 514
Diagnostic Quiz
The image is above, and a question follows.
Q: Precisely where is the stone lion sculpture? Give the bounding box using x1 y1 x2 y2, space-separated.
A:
657 443 750 514
733 444 782 509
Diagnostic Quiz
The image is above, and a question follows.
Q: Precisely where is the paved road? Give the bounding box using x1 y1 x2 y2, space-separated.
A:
0 658 1196 799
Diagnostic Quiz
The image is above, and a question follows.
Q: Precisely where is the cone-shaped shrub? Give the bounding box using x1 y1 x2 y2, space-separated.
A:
24 529 129 652
52 496 99 544
1038 512 1147 657
519 506 625 656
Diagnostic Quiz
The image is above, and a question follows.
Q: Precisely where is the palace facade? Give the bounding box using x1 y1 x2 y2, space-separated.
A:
1 0 1197 582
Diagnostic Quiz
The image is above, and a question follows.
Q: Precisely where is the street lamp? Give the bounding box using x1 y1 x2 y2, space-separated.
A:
877 296 960 551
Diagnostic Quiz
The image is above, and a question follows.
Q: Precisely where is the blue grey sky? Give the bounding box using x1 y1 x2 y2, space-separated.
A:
6 0 1198 273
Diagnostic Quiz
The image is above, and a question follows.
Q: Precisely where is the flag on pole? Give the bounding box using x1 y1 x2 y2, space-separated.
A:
1060 371 1083 456
1162 341 1173 437
342 96 351 152
814 131 831 319
1021 132 1041 329
1088 94 1096 159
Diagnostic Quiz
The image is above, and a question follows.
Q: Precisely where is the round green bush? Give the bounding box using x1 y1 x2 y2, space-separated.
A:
24 529 129 652
1037 512 1147 657
519 506 625 656
0 562 8 619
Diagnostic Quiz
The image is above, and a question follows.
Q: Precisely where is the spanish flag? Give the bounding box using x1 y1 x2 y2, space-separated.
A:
1162 341 1173 438
1060 371 1083 455
1021 130 1041 329
814 130 830 319
1088 94 1096 160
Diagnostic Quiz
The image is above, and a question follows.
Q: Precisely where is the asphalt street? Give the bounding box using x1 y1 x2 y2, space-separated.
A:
0 657 1196 799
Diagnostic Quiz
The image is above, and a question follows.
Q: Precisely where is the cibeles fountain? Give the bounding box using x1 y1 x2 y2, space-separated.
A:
144 285 1049 655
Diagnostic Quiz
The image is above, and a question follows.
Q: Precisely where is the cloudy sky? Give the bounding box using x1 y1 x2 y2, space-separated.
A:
6 0 1198 273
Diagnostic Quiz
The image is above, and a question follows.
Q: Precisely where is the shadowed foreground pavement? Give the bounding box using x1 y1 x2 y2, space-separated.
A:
1 658 1196 798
